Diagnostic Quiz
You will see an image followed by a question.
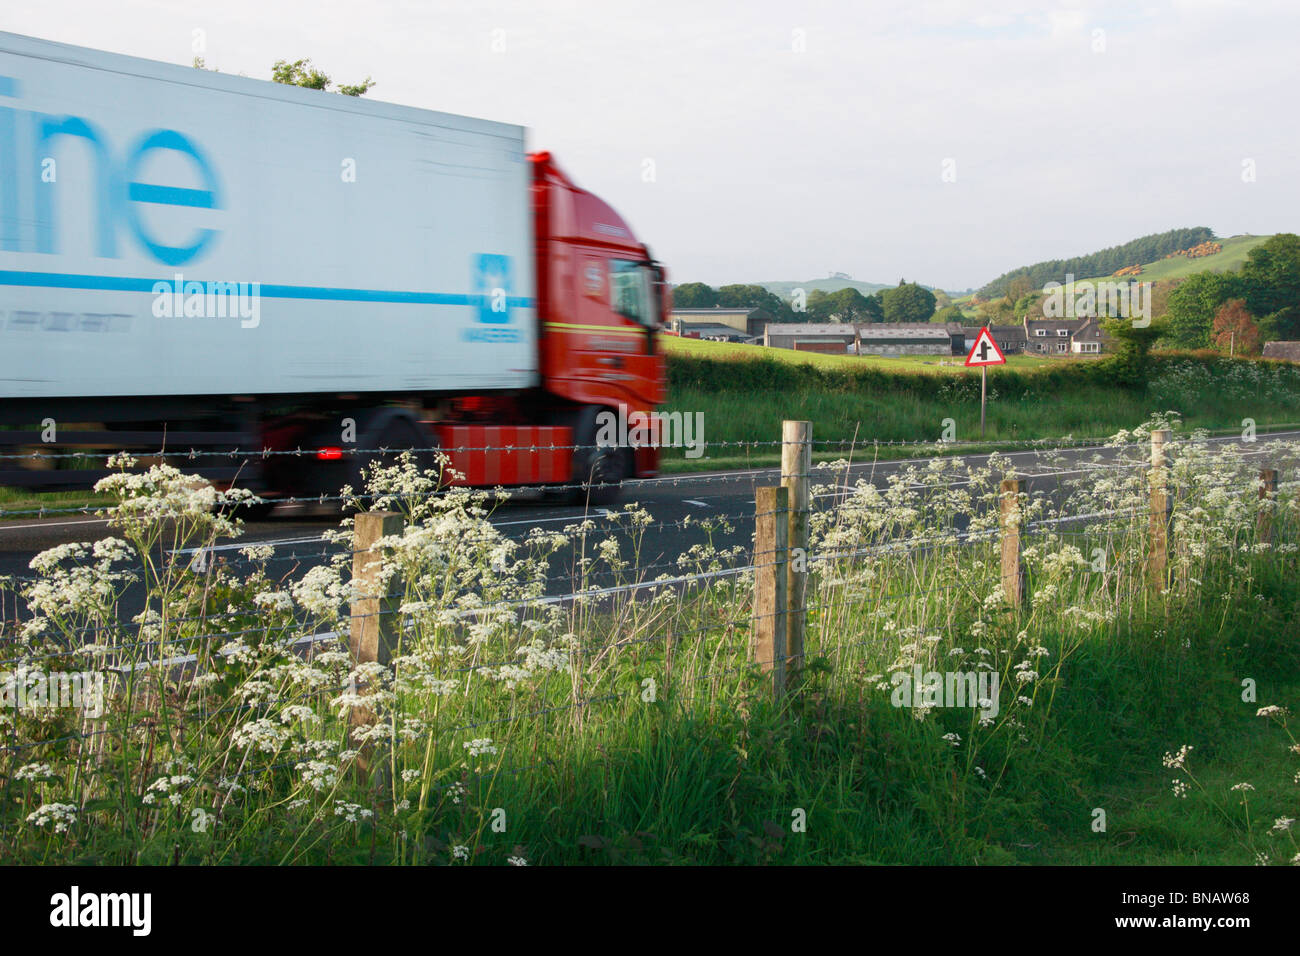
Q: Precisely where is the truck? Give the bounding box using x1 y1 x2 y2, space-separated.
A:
0 31 668 508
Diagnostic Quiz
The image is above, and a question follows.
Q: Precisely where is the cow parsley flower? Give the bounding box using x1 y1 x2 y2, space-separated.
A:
26 802 77 833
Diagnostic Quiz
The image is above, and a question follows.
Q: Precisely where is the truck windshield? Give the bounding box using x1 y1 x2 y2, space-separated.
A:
610 259 657 328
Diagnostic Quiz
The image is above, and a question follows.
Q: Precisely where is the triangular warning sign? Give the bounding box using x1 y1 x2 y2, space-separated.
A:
964 327 1007 367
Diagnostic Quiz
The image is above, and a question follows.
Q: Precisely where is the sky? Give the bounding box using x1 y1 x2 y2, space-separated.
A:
2 0 1296 291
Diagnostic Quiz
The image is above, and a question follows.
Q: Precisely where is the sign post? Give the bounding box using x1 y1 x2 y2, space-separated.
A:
981 365 987 438
964 327 1007 440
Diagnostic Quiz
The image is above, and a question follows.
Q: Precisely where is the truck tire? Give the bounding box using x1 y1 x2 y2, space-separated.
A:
568 406 629 506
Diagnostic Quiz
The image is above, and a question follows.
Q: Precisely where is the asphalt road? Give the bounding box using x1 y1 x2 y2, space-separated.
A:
2 429 1296 628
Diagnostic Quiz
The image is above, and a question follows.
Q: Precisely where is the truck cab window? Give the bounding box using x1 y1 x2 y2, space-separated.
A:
609 259 656 327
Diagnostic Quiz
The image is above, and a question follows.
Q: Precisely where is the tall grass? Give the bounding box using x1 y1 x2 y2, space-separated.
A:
2 422 1298 864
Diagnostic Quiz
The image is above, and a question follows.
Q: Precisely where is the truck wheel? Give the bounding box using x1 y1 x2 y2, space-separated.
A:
569 407 629 506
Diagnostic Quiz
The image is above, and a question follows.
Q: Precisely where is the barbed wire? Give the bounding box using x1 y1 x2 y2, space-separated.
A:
0 432 1163 463
3 440 1293 522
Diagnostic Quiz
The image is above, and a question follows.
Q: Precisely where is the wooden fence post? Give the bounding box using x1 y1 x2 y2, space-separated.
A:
781 421 811 676
1147 429 1172 590
753 485 788 701
999 478 1025 607
1258 468 1278 546
349 511 403 740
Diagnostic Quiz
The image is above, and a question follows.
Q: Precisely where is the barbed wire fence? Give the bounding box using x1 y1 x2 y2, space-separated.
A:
0 420 1294 812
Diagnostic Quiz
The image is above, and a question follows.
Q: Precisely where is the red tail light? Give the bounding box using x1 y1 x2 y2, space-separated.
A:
316 447 344 461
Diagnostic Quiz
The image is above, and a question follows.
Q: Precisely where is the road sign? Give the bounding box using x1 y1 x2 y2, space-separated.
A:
965 328 1007 367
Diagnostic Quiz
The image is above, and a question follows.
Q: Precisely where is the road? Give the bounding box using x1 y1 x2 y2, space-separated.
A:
2 430 1295 627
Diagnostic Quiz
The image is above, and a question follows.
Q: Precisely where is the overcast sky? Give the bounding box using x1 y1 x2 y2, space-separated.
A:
3 0 1295 291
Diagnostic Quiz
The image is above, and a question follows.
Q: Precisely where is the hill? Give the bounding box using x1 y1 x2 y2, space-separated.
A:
976 227 1216 298
1072 234 1270 284
756 278 963 301
757 278 891 299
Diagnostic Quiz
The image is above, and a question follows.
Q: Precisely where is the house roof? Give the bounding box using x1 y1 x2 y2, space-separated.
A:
673 307 770 317
962 325 1027 342
857 325 950 340
1263 341 1300 361
1025 318 1088 331
765 323 857 337
1072 319 1106 341
766 321 964 340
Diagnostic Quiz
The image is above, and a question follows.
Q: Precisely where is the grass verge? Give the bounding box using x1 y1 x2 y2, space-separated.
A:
2 428 1297 864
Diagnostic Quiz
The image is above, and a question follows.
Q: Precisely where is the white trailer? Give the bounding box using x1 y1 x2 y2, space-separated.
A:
0 30 537 401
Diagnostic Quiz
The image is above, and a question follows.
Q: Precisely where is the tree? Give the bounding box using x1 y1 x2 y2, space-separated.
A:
1163 271 1240 349
1102 316 1167 385
805 289 836 322
808 287 881 324
1211 299 1261 355
715 284 794 321
1006 274 1035 306
1262 304 1300 341
934 304 966 324
272 58 375 96
976 296 1015 324
1240 233 1300 320
671 282 717 309
875 280 936 324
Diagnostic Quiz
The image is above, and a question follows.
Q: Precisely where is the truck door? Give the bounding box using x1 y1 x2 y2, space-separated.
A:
606 257 665 405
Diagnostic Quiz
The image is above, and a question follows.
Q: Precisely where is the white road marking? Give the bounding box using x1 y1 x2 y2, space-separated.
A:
166 509 615 556
490 509 612 527
0 517 111 532
171 534 331 556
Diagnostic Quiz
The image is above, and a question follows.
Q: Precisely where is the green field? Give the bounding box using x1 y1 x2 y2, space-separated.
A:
658 335 1300 470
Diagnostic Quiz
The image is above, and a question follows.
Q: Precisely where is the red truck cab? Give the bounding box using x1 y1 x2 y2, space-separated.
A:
428 152 669 499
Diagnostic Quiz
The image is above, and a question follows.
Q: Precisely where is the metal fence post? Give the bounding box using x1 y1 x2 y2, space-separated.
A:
753 485 788 701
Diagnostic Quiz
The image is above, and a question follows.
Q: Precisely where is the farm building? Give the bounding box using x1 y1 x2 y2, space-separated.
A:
668 321 754 343
1262 341 1300 361
671 307 772 340
854 323 964 356
1068 318 1109 354
762 323 857 353
1023 317 1110 355
1025 318 1087 354
764 322 967 356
